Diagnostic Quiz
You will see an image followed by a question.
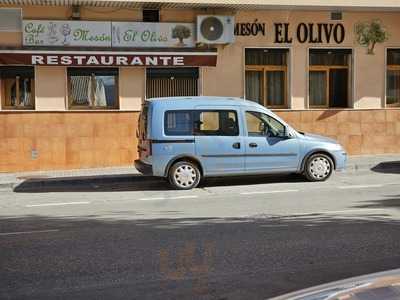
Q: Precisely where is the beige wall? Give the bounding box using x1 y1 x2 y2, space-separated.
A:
119 68 145 111
203 10 400 109
35 66 66 111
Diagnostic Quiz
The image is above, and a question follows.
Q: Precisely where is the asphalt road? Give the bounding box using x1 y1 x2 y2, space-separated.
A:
1 169 400 300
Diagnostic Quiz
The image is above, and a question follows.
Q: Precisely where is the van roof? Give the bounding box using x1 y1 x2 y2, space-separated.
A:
145 96 270 111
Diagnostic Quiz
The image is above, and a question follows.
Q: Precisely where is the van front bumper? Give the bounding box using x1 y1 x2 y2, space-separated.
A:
134 160 153 176
333 150 347 171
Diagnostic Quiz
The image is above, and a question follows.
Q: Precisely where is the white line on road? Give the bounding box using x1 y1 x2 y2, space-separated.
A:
169 195 199 200
137 197 165 201
338 184 383 189
0 229 59 236
26 201 91 207
240 189 299 195
282 208 387 217
138 195 198 201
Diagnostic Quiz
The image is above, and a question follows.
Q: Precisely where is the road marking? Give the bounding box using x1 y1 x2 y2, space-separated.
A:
169 195 198 200
282 208 386 217
240 189 299 195
138 197 165 201
338 184 383 189
26 201 91 207
0 229 59 236
138 195 198 201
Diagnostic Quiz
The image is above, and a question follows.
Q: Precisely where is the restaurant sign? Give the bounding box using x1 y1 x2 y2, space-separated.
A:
23 21 112 47
112 22 195 48
0 51 217 67
22 20 196 48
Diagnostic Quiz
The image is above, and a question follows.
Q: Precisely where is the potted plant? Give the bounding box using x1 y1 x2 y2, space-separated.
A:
172 25 191 47
355 19 389 55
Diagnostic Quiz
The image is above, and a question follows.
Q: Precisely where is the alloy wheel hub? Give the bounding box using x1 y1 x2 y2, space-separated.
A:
174 165 197 187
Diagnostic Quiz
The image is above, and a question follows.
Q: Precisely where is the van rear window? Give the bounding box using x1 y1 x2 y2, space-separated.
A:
165 110 193 136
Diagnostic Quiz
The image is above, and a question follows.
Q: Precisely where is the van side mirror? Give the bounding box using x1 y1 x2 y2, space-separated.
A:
284 127 294 139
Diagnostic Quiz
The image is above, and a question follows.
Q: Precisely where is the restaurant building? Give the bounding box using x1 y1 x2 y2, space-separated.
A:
0 0 400 172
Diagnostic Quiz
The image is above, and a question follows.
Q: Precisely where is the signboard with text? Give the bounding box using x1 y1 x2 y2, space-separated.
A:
112 22 195 48
0 51 217 67
23 20 112 47
22 20 196 48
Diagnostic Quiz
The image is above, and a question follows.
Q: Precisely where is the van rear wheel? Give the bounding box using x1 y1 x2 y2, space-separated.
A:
168 161 201 190
304 153 333 182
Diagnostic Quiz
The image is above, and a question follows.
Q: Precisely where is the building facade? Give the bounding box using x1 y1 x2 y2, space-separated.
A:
0 0 400 172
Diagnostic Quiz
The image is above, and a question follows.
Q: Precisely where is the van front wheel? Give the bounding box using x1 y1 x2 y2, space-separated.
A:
304 153 333 181
168 161 201 190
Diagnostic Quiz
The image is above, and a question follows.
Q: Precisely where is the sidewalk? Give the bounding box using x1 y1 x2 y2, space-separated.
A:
0 154 399 189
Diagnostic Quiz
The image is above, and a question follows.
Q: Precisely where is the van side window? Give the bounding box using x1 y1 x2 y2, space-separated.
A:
246 111 286 137
164 110 193 136
194 110 239 136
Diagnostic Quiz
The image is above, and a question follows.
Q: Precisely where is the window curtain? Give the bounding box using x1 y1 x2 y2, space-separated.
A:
309 71 327 106
20 78 32 106
70 76 91 105
266 71 285 106
387 70 400 105
245 71 262 104
245 49 288 66
92 77 107 107
309 49 351 66
388 50 400 65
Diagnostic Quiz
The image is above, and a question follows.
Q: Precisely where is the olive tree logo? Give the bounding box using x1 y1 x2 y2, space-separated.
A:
172 25 191 47
355 20 389 55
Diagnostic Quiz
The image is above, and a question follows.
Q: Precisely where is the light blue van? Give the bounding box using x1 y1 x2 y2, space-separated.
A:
135 96 347 190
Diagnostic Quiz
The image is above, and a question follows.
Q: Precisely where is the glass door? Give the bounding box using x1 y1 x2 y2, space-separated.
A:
329 68 348 108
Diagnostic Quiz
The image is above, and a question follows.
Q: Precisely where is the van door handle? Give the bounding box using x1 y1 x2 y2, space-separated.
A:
249 142 258 148
232 142 241 149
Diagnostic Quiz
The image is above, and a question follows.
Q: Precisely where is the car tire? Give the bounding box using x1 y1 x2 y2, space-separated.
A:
304 153 334 182
168 161 201 190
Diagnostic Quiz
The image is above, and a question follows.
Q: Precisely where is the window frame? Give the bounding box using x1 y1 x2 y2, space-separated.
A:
0 66 35 110
308 48 353 109
67 67 119 110
244 48 289 109
386 49 400 107
193 109 239 137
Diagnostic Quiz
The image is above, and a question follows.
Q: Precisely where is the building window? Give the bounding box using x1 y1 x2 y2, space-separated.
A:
309 49 352 108
143 9 159 22
0 66 35 109
245 48 288 108
67 68 118 109
146 68 199 99
386 49 400 106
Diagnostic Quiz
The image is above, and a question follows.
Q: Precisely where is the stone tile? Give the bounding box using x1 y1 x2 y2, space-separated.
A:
347 135 362 155
386 110 399 122
300 111 314 123
336 110 349 123
360 110 375 123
